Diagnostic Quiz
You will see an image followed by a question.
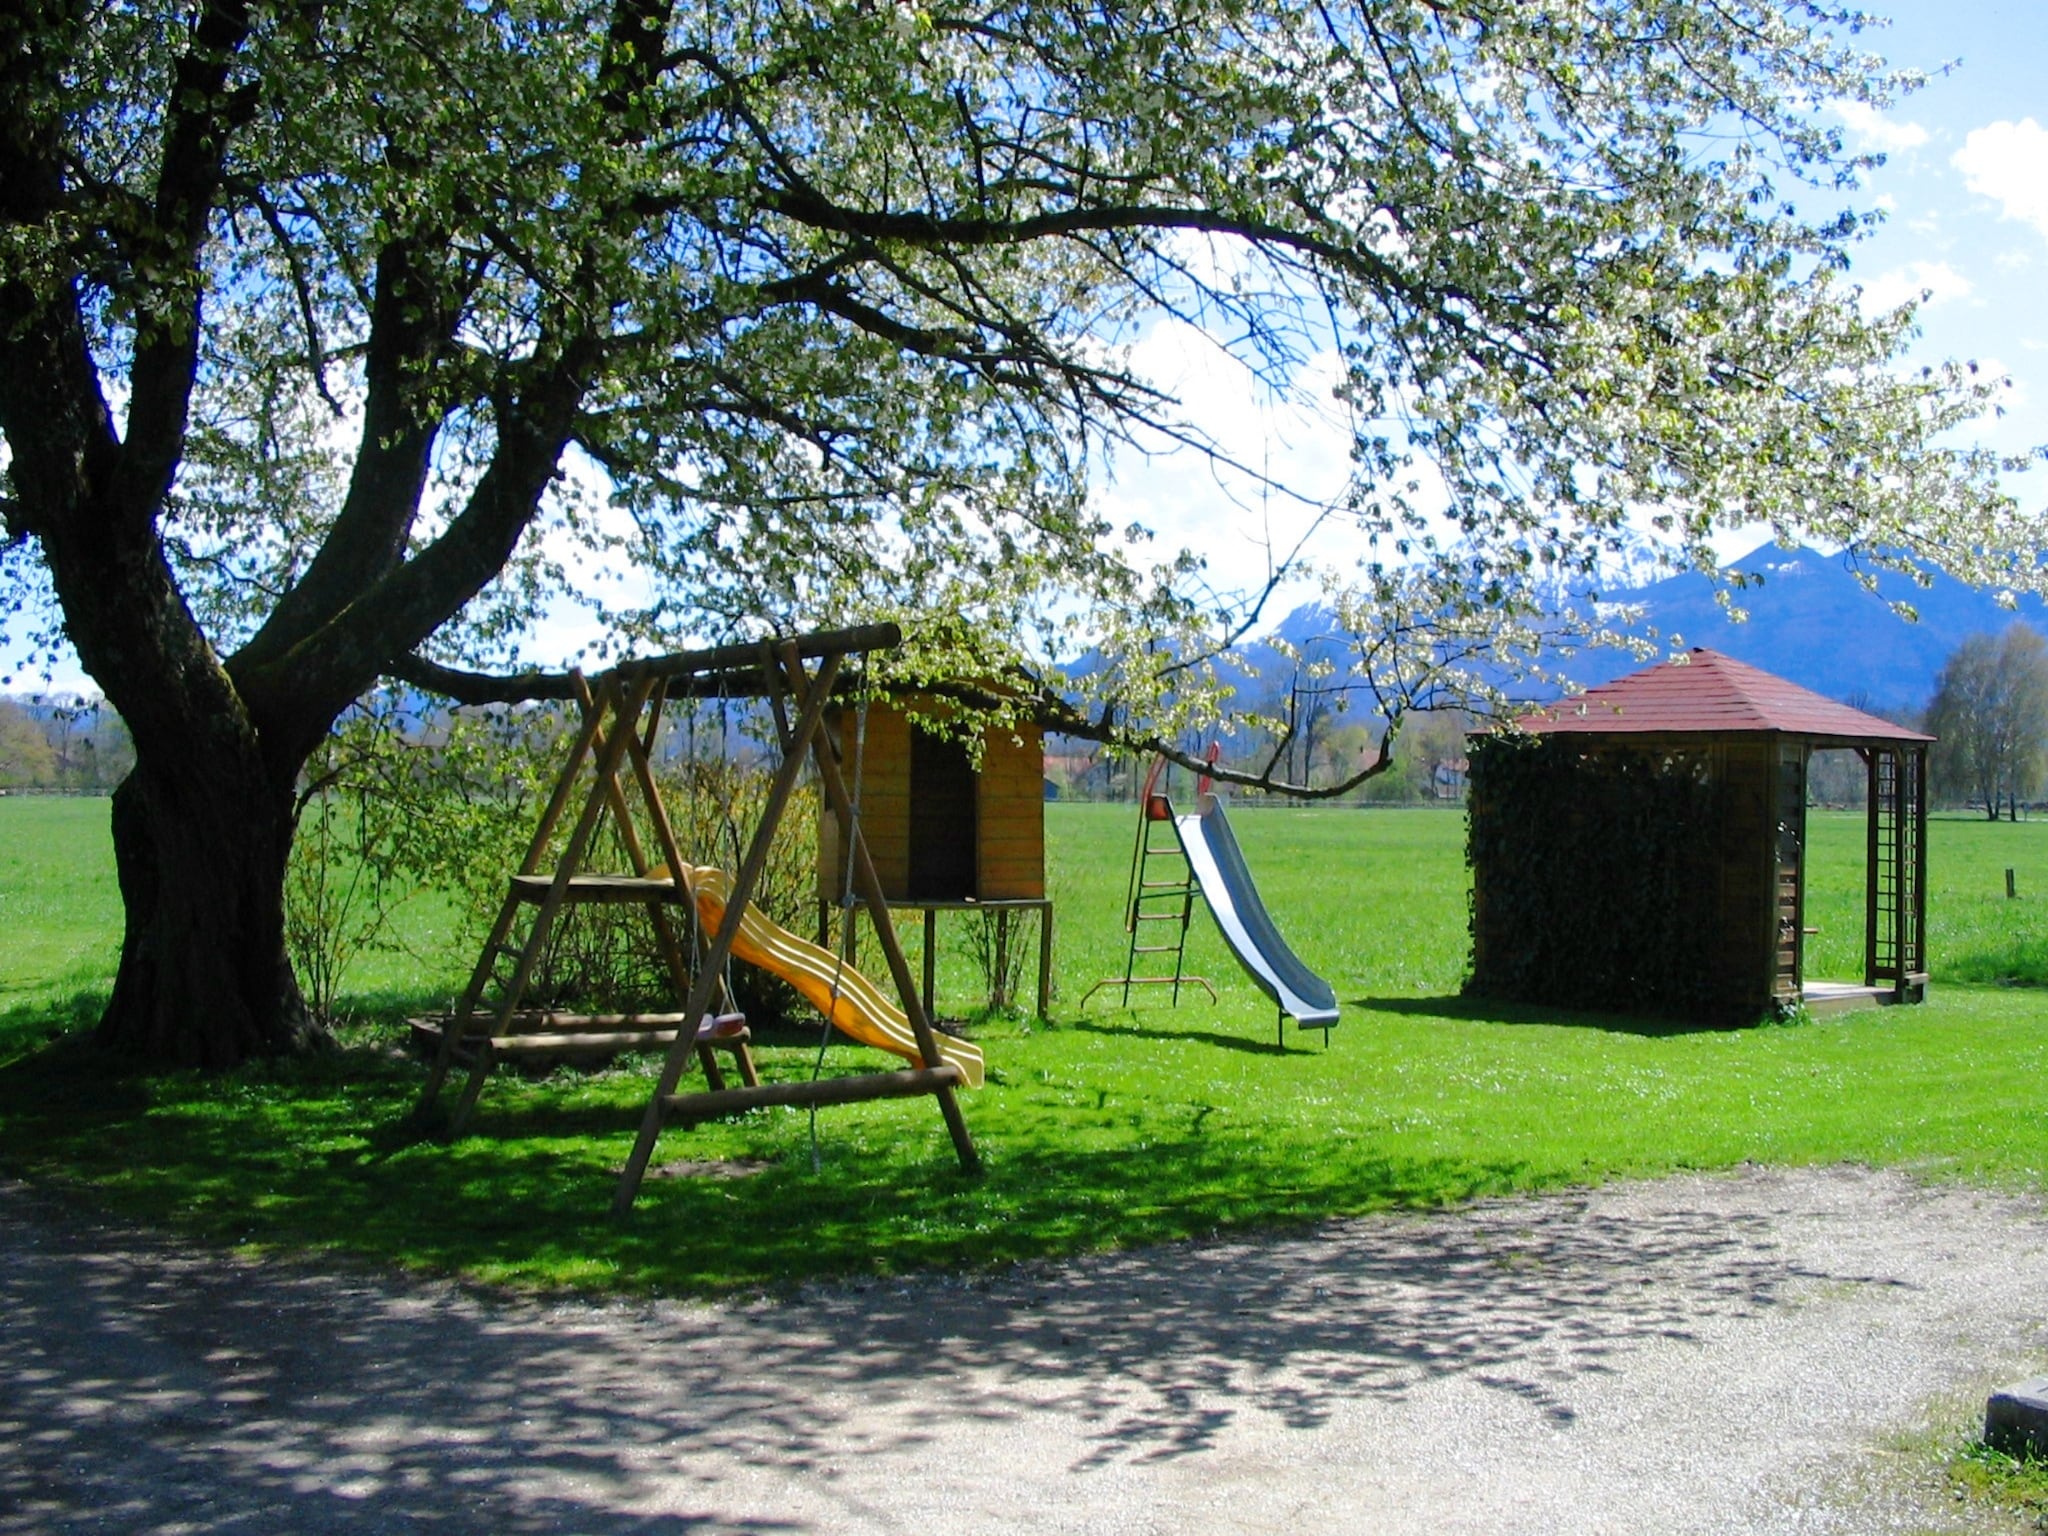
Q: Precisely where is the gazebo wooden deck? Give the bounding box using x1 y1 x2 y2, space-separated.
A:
1469 649 1931 1024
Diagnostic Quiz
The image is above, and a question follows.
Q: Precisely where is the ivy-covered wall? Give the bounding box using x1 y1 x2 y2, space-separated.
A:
1466 733 1773 1023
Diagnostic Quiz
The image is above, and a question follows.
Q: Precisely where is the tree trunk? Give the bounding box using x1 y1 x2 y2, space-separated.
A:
96 744 324 1067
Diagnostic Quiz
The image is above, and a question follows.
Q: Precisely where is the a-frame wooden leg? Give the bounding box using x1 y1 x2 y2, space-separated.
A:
778 645 980 1175
612 648 846 1214
424 674 658 1135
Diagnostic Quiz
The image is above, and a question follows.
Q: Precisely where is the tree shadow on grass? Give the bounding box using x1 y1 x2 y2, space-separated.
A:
0 1027 1519 1294
0 989 106 1063
1357 992 1729 1039
1059 1015 1296 1056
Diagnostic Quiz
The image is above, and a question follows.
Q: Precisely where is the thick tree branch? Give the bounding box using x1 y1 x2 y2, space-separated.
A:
119 0 258 521
387 653 582 704
235 235 457 681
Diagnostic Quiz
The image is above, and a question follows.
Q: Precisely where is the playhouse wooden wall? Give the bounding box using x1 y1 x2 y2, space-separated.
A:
817 699 1045 904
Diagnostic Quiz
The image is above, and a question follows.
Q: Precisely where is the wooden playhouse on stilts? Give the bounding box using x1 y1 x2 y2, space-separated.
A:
1467 649 1930 1024
817 693 1054 1021
410 623 984 1213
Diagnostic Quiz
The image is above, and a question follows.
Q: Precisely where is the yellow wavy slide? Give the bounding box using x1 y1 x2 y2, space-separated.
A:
673 863 984 1089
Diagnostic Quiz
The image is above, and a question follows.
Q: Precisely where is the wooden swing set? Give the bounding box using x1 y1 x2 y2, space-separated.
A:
410 622 981 1213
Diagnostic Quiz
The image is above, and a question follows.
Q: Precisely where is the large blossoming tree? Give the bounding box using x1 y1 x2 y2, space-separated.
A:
1 0 2036 1064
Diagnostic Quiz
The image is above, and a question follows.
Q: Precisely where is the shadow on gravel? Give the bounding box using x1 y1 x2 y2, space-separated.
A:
0 1176 1857 1532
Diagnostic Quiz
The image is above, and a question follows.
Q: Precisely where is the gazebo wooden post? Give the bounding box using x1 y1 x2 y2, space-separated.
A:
1911 744 1929 993
1864 746 1882 991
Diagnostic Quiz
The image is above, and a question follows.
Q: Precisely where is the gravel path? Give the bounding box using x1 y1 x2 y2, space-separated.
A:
5 1164 2047 1534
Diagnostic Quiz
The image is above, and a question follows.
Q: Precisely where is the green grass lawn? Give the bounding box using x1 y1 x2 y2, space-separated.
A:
1 795 2044 1296
0 796 121 1007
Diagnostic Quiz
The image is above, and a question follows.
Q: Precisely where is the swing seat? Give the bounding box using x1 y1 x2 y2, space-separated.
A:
696 1012 749 1041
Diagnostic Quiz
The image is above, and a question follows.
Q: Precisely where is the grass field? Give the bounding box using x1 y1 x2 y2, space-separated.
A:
0 794 2045 1297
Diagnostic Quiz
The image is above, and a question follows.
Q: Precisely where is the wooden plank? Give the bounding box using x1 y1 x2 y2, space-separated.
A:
422 1011 746 1035
509 873 684 904
662 1065 964 1124
492 1031 687 1054
979 831 1042 856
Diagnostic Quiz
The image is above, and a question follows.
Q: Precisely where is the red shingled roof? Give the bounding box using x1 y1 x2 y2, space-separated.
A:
1518 649 1933 743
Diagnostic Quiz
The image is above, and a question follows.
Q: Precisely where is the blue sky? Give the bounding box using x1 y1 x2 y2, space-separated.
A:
1843 0 2046 476
7 1 2044 695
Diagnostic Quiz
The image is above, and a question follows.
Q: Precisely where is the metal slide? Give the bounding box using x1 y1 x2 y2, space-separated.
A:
1174 794 1340 1032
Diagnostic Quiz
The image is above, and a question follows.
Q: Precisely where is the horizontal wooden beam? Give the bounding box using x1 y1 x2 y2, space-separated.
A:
509 874 682 904
491 1030 689 1055
610 623 902 686
661 1065 963 1125
488 1011 748 1036
410 1015 750 1054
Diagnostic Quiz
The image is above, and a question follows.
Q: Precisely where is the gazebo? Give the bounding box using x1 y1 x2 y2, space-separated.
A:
1467 649 1930 1023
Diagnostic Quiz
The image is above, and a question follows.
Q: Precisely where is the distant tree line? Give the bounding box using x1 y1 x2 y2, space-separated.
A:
1043 618 2048 820
0 695 135 792
1925 624 2048 821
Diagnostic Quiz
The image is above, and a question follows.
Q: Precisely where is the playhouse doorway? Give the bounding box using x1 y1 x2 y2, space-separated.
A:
909 727 978 899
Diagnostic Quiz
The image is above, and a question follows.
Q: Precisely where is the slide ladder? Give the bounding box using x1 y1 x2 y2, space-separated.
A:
1081 759 1218 1009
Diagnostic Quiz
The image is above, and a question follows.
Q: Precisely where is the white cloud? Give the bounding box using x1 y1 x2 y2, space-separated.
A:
1954 118 2048 242
1858 260 1974 315
1833 99 1930 154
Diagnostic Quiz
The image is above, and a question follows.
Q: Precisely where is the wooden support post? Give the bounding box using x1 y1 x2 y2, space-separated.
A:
612 647 846 1214
782 646 981 1175
995 908 1011 1012
1036 902 1054 1021
432 674 664 1131
415 677 606 1115
1863 746 1881 990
